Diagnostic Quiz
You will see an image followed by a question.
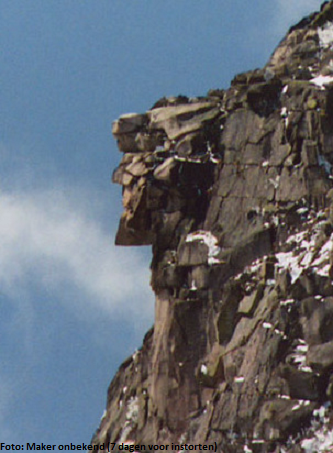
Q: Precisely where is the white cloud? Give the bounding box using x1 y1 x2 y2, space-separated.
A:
0 187 154 322
0 181 155 440
0 143 155 440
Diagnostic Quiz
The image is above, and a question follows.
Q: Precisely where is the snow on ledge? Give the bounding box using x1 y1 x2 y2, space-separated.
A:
301 403 333 452
310 74 333 89
186 230 221 265
234 376 245 384
200 364 208 375
318 21 333 48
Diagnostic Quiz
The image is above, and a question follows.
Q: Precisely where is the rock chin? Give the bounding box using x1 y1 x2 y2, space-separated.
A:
93 2 333 451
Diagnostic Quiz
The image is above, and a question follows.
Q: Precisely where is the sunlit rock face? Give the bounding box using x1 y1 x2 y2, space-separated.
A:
93 2 333 451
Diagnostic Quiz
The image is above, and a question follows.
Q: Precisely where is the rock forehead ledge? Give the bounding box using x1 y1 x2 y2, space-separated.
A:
112 97 222 247
93 2 333 451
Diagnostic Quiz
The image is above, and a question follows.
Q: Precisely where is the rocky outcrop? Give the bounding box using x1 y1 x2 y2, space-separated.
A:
92 2 333 451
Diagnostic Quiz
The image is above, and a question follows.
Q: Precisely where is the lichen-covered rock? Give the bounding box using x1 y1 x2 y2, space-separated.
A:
92 2 333 451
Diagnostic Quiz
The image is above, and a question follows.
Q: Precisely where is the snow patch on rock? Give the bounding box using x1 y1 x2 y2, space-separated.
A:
186 230 221 265
118 396 139 443
318 22 333 49
200 364 208 375
310 75 333 89
301 403 333 452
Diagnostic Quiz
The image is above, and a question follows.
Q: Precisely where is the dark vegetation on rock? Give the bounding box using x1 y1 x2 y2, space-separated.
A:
93 2 333 451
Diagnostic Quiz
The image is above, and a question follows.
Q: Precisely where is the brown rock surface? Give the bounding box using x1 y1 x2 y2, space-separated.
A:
92 2 333 451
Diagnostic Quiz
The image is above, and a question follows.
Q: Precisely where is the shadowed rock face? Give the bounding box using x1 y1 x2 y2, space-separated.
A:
93 2 333 451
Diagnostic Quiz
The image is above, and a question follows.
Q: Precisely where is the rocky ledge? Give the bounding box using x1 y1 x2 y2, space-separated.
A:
92 2 333 451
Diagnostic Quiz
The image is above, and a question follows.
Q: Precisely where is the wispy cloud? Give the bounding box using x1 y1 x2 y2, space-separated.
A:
0 146 155 440
0 187 154 322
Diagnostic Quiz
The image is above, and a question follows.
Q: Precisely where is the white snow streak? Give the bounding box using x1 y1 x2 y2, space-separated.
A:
318 21 333 48
186 230 221 265
301 403 333 452
310 75 333 89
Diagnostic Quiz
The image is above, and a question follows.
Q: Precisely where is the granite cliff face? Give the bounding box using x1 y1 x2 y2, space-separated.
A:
93 2 333 451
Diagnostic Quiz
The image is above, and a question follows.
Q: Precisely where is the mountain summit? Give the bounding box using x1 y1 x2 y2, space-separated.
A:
93 2 333 451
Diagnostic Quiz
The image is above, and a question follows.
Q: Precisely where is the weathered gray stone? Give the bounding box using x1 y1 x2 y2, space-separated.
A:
135 132 160 152
276 167 308 202
148 101 220 141
189 266 210 289
112 113 147 135
178 241 210 266
246 80 282 117
153 157 177 181
93 3 333 449
307 341 333 371
112 166 125 185
301 140 319 167
125 159 149 177
145 184 164 210
242 143 266 165
114 132 141 153
175 132 205 157
221 109 265 151
301 296 333 345
279 365 320 401
255 399 316 441
275 268 291 297
238 284 264 316
198 343 225 387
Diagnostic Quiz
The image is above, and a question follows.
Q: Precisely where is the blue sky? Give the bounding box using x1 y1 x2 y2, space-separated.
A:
0 0 323 444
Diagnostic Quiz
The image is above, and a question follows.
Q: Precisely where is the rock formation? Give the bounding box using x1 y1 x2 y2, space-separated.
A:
92 2 333 451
